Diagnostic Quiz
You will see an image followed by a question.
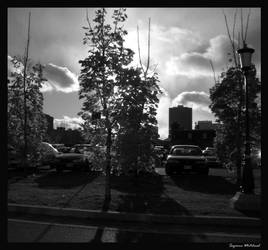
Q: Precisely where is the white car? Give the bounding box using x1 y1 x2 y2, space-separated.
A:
38 142 92 172
165 145 208 175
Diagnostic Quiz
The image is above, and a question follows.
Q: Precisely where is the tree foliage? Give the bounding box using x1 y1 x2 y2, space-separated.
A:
8 57 48 166
209 65 261 162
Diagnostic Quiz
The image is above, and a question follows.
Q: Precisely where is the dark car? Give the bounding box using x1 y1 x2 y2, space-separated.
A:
165 145 208 175
38 142 92 173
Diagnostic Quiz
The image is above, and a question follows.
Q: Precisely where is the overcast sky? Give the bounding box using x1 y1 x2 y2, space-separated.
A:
8 8 261 139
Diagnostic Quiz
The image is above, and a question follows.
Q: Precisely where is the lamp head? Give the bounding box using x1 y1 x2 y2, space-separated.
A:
237 43 255 71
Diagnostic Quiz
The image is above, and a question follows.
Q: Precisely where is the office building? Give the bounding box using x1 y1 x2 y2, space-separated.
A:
169 105 192 138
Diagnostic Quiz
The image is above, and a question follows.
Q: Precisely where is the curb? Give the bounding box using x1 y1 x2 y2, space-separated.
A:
8 203 260 227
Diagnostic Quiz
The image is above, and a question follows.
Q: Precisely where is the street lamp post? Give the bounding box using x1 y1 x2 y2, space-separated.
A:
237 43 255 194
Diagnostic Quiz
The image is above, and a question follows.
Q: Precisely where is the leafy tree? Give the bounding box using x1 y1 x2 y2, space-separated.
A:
8 57 47 167
209 65 261 165
78 8 134 203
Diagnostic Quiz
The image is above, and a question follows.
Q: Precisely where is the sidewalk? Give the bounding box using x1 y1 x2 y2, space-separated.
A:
8 203 261 228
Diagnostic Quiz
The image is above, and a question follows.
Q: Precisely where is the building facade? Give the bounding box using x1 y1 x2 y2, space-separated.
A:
195 120 214 130
169 105 192 138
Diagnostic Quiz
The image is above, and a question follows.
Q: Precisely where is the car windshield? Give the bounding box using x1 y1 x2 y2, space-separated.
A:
171 147 202 156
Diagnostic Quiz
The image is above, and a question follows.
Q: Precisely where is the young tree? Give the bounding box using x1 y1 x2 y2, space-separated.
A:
78 8 134 204
8 58 48 168
113 18 161 178
114 66 161 176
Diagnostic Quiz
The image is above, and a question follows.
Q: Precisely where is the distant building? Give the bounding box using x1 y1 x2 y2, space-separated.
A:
169 105 192 138
195 120 214 130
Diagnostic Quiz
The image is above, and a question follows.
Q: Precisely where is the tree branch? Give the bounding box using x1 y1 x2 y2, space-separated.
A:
222 9 238 67
240 8 245 44
209 59 217 85
244 8 251 43
144 18 151 77
137 25 145 75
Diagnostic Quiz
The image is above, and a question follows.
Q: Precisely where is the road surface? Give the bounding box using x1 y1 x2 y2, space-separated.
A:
8 213 260 243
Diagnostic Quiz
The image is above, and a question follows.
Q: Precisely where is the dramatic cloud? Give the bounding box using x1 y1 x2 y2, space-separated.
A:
54 115 83 130
159 73 214 100
43 63 79 93
125 24 204 70
40 81 54 92
171 91 212 112
162 35 233 78
7 56 78 93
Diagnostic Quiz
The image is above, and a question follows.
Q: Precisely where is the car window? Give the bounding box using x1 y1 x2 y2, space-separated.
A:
171 147 202 156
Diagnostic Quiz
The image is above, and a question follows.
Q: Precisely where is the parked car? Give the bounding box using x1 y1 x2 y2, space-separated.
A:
165 145 209 175
70 144 93 155
38 142 92 172
52 144 71 153
202 147 221 168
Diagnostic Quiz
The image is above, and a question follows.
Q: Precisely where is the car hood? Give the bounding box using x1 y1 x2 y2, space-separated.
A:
167 155 205 160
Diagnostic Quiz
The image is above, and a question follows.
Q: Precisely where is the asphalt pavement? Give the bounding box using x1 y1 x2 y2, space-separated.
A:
8 215 261 243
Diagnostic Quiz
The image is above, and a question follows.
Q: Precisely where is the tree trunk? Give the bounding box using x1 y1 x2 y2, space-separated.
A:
104 124 112 207
236 79 243 188
23 12 31 174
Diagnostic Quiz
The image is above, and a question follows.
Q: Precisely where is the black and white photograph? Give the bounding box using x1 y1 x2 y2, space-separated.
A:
7 6 261 244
